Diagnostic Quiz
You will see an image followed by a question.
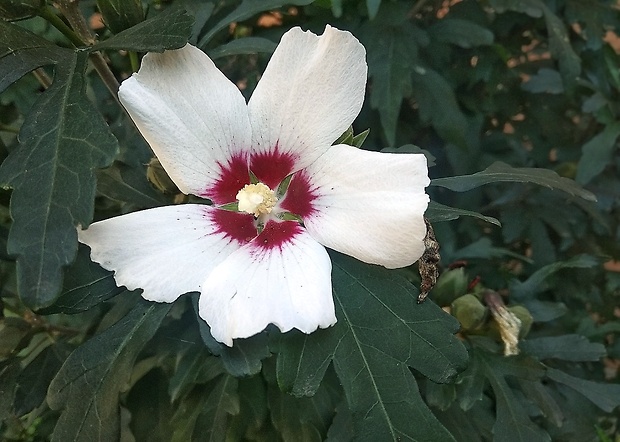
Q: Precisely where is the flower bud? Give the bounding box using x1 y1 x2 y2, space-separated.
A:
451 294 487 331
432 268 468 306
508 305 534 338
146 158 179 194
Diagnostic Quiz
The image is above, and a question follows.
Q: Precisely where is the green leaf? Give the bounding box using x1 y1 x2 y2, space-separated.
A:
0 20 62 94
0 49 119 309
509 254 598 300
521 335 606 362
366 0 382 19
359 4 421 145
208 36 277 59
431 161 596 201
547 368 620 413
192 375 240 441
521 68 564 94
0 0 44 21
539 2 581 90
197 0 315 47
14 343 71 415
426 201 501 226
428 19 494 48
479 353 551 442
168 349 223 402
47 301 170 441
92 7 193 52
326 401 354 441
269 379 335 441
278 253 468 441
38 244 124 315
193 295 271 377
96 162 167 208
411 67 468 147
576 122 620 185
487 0 543 17
0 360 20 421
96 0 144 34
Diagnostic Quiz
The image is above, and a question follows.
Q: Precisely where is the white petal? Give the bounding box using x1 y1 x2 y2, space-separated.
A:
248 25 367 173
118 44 251 200
198 221 335 346
294 144 430 269
78 205 252 302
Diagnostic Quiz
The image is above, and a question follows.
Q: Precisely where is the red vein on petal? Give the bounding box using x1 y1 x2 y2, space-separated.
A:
205 153 250 204
250 146 296 190
210 209 256 245
278 170 318 218
250 220 302 253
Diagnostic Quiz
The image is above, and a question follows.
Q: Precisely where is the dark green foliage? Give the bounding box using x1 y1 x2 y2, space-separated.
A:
1 0 619 440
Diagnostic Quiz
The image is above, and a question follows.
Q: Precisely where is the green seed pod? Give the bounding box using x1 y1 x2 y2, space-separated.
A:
432 267 469 306
146 158 178 194
0 0 45 21
508 305 534 338
451 294 487 331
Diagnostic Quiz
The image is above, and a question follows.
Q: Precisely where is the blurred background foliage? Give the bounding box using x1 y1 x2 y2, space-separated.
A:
1 0 620 440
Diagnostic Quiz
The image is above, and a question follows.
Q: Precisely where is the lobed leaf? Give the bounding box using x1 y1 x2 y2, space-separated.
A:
431 161 596 201
547 368 620 413
92 6 193 52
0 41 119 309
38 245 124 315
208 37 277 59
278 253 468 441
576 122 620 185
47 301 170 441
197 0 315 47
428 19 494 48
521 335 606 362
96 0 144 34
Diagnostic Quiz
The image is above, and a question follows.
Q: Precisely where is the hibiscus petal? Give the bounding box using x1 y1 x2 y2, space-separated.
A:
294 144 430 269
199 221 335 346
118 44 251 202
78 205 253 302
248 25 367 178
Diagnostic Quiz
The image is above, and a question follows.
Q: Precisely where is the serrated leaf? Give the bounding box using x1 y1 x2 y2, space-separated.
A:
14 342 71 415
521 335 606 362
428 19 494 48
547 368 620 413
426 201 501 226
192 375 240 442
431 161 596 201
0 49 119 309
539 2 581 90
0 0 44 21
576 122 620 185
96 0 144 34
38 244 124 315
479 353 551 442
359 6 419 145
278 253 468 441
0 20 62 94
509 254 598 300
411 67 468 147
92 7 193 52
269 380 334 441
197 0 315 47
47 301 170 442
208 36 277 59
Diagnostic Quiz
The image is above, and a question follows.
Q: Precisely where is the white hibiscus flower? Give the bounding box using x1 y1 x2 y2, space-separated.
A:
79 25 430 346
